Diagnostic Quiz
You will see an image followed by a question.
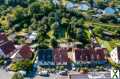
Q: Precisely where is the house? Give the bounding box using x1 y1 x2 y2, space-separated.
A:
54 48 69 65
68 48 107 63
38 49 54 65
0 32 16 57
11 45 33 60
0 41 16 57
104 7 116 15
26 31 37 43
110 47 120 64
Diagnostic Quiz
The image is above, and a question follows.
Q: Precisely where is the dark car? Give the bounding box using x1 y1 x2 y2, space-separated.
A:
58 70 68 76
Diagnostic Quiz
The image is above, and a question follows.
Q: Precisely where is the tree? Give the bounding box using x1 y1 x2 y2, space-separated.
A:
50 38 58 48
12 72 24 79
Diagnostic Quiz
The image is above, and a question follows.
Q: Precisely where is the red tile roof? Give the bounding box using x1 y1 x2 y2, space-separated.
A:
54 48 69 64
19 45 33 59
0 41 15 55
74 48 106 61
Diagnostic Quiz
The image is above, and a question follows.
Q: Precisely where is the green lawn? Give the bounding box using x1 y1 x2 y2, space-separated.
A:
97 37 112 52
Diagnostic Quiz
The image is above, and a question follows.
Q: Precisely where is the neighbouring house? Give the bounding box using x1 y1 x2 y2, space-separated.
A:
11 45 33 61
0 41 16 57
38 48 69 66
37 47 107 66
54 48 69 65
104 7 116 15
68 47 107 64
25 31 37 43
38 49 54 65
110 47 120 64
0 32 16 57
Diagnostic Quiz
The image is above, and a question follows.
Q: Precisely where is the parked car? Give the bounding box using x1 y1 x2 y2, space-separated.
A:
58 70 68 76
38 70 49 77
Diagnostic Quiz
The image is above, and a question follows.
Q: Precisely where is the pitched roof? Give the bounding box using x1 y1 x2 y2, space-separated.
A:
38 49 53 62
0 32 8 44
54 48 69 64
19 45 33 59
74 48 106 61
0 41 15 55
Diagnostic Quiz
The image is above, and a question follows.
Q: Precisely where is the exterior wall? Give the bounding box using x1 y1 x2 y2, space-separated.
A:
37 47 107 66
94 48 105 61
74 48 106 62
38 49 54 65
74 48 95 62
53 48 68 65
110 47 119 64
68 51 76 62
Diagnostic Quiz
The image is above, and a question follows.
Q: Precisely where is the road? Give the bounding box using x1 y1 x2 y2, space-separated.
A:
0 68 14 79
33 74 69 79
32 71 111 79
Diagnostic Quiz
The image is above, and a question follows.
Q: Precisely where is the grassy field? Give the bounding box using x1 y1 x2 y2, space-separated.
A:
97 37 113 52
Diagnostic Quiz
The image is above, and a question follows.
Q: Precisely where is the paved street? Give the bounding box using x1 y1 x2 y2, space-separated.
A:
32 71 111 79
0 68 14 79
0 68 112 79
33 74 69 79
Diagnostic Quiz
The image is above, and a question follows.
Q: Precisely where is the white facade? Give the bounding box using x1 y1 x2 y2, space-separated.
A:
110 47 119 64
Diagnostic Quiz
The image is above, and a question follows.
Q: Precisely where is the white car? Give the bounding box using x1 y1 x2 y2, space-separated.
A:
38 71 49 77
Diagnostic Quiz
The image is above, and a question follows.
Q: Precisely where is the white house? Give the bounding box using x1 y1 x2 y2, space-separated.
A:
110 47 120 64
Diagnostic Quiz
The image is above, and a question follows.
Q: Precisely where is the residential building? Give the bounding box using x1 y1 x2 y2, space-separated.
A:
110 47 120 64
38 49 54 65
0 41 15 57
54 48 69 65
67 48 76 62
25 31 37 43
11 45 33 61
68 48 107 63
37 47 107 66
0 32 16 57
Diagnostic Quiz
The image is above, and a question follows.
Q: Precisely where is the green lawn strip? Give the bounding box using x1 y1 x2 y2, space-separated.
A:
97 37 112 52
